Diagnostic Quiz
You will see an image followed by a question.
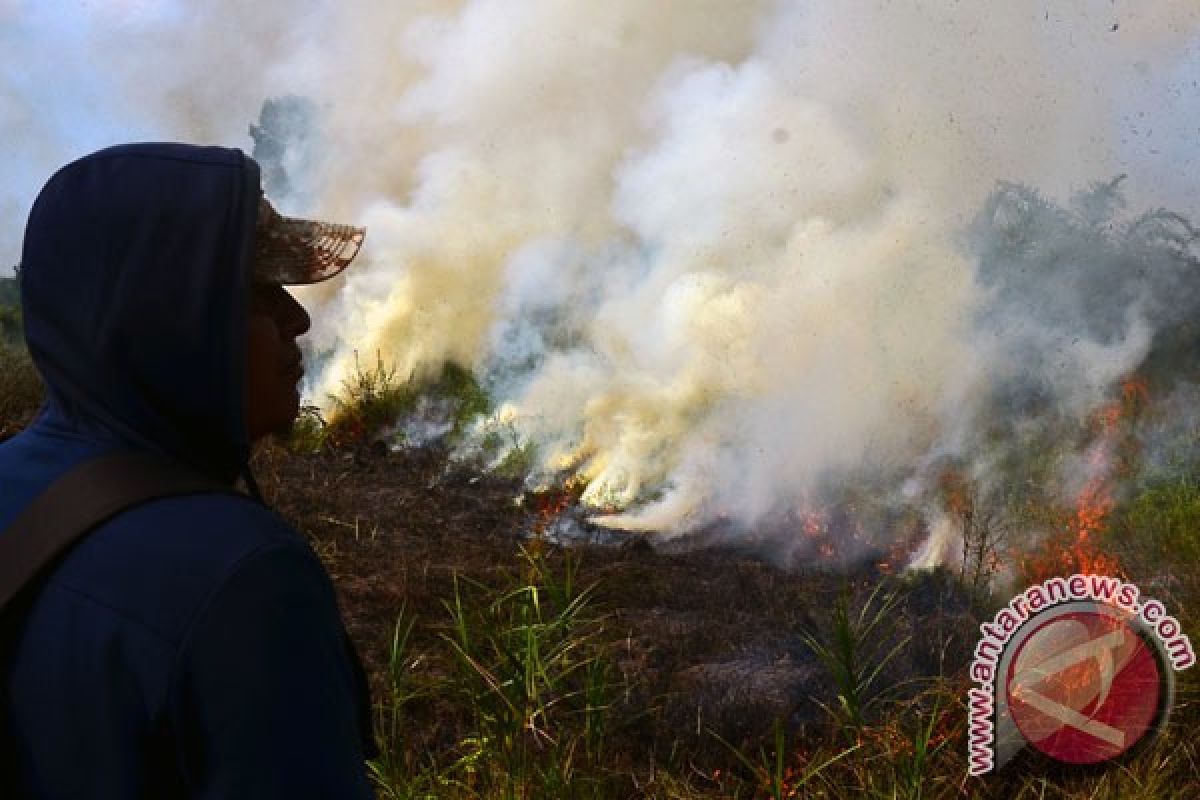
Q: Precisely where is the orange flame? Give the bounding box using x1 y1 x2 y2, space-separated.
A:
1022 376 1145 582
1069 474 1119 576
530 487 574 539
795 509 842 562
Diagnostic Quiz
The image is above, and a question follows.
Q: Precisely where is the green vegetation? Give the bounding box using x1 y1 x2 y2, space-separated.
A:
1113 476 1200 582
361 550 1199 798
0 272 18 307
367 547 625 799
321 352 418 449
1 273 22 346
289 353 543 482
0 305 20 343
798 583 910 735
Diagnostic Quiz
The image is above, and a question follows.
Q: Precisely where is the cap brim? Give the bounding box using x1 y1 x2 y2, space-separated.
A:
253 201 366 285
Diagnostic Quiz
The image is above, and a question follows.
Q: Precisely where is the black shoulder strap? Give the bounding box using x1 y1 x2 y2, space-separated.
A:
0 450 232 615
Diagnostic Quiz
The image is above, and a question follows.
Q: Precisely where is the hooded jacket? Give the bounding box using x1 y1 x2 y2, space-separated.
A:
0 144 376 798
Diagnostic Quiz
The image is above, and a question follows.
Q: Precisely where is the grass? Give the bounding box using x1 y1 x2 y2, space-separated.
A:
356 560 1096 799
0 278 42 439
349 474 1200 799
0 303 22 342
798 582 910 735
366 547 626 799
1112 476 1200 581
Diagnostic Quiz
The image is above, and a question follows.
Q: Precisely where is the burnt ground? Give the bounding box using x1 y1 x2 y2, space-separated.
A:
251 441 980 767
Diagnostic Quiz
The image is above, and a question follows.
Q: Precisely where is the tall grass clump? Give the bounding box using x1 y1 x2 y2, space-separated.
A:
800 582 910 736
323 351 418 449
707 580 964 800
369 548 623 799
294 353 493 454
288 404 328 454
436 361 491 437
441 547 618 797
369 610 451 800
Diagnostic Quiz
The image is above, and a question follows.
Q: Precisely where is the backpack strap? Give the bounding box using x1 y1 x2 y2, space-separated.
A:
0 450 233 615
0 451 236 788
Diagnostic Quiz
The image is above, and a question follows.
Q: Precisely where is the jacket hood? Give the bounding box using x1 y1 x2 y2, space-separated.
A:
20 143 261 482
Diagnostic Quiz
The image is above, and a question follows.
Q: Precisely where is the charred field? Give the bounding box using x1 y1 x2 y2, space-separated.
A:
255 439 971 745
252 440 971 794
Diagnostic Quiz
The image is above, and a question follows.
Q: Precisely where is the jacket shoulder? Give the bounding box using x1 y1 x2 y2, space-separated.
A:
44 492 319 646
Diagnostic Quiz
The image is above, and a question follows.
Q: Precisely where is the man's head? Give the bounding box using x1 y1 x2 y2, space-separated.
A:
19 144 364 478
243 197 365 441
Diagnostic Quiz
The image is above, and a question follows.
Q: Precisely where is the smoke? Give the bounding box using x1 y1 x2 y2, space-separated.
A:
4 2 1200 548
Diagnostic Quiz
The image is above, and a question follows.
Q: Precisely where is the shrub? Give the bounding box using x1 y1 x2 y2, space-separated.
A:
0 343 42 439
0 304 22 344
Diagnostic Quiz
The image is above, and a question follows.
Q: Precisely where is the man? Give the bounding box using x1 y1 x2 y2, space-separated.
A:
0 143 376 797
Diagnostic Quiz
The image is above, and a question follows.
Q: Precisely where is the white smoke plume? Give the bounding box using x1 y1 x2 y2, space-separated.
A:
4 2 1200 544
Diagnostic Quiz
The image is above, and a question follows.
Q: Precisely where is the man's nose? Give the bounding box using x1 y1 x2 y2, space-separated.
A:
282 289 311 336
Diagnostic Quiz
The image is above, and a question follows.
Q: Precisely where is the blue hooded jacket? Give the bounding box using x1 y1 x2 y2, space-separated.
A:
0 144 376 798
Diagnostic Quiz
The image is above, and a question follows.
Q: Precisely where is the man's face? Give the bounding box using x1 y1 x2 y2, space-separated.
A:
244 283 311 441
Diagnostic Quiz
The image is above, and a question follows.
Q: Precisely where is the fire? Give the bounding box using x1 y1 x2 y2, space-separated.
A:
1022 376 1146 582
794 509 841 562
1071 475 1119 576
531 489 573 537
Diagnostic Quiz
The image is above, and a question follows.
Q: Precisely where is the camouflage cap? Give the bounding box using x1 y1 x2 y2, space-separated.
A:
252 196 365 285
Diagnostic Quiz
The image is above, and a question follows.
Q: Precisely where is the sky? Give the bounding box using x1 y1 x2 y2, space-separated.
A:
1 1 1198 270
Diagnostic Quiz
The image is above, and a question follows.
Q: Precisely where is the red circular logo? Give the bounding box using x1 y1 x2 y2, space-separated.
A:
1005 609 1164 764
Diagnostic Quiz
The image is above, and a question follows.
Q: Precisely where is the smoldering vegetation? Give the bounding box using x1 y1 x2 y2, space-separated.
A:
304 172 1200 584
